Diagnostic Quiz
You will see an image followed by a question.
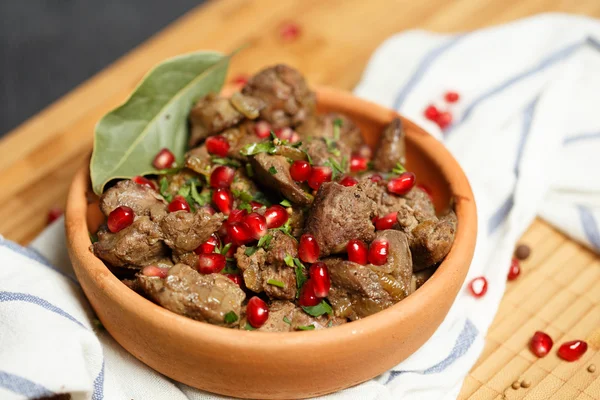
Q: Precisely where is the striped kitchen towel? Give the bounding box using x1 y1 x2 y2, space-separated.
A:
1 13 599 400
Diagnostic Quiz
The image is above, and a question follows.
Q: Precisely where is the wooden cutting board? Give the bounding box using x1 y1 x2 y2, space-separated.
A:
0 0 598 398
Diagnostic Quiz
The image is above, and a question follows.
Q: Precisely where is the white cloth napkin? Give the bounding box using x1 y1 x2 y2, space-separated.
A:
1 13 600 400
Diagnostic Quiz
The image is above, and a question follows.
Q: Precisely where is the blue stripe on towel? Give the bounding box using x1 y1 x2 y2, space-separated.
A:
392 35 465 110
0 371 54 398
92 361 105 400
577 205 600 251
564 130 600 145
386 319 478 384
0 291 87 329
487 195 515 235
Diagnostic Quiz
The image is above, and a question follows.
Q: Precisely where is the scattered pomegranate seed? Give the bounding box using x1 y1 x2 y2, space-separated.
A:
227 221 253 245
387 172 416 196
228 209 248 225
290 132 301 143
264 205 288 228
357 144 373 160
206 136 230 157
168 195 191 213
152 148 175 170
508 258 521 281
201 205 216 215
279 21 301 41
469 276 488 298
307 166 332 190
212 188 234 214
253 120 272 139
298 280 320 307
197 253 227 274
244 212 268 239
275 127 294 141
195 234 220 255
444 91 460 103
107 206 135 233
350 155 368 172
339 176 358 187
210 166 235 188
309 262 331 298
347 239 368 265
132 176 157 191
558 340 588 362
247 296 269 328
290 160 312 182
416 183 433 202
298 234 320 263
368 238 389 266
141 265 169 279
225 273 243 286
231 74 249 86
250 201 264 211
436 111 453 130
375 212 398 230
370 174 383 183
529 331 553 358
47 207 63 225
424 105 439 121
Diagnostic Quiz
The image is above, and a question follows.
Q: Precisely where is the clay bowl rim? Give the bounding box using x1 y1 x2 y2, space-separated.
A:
66 86 476 351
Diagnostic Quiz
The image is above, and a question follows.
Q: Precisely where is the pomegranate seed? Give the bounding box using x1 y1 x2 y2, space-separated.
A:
152 148 175 169
250 201 264 211
244 212 267 239
132 176 157 191
290 160 312 182
370 174 383 183
444 91 460 103
264 205 288 228
197 253 227 274
141 265 169 279
387 172 416 195
279 21 301 41
247 296 269 328
298 280 320 307
107 206 135 233
201 205 216 215
206 136 230 157
254 121 272 139
221 235 238 257
558 340 588 362
507 258 521 281
298 234 320 263
168 195 190 213
424 105 439 121
529 331 553 358
227 221 253 245
339 176 358 187
195 234 220 255
347 239 368 265
47 207 63 224
357 144 373 160
225 273 243 286
469 276 488 298
275 127 294 141
228 209 248 225
368 238 389 266
210 165 235 188
309 263 331 298
307 166 332 190
375 212 398 230
350 155 368 172
290 132 301 143
417 183 433 202
212 188 233 214
436 111 453 130
231 74 249 86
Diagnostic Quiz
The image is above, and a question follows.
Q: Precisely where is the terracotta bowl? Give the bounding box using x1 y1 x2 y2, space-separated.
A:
65 86 477 399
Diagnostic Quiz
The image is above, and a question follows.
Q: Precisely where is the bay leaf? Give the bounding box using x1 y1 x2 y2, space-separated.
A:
90 51 230 194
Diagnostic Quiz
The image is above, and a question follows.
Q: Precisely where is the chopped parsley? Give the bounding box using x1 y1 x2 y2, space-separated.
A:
222 261 240 275
159 177 173 202
283 316 292 325
245 163 254 177
224 311 238 324
296 325 315 331
240 141 277 156
220 243 232 256
280 199 292 207
257 233 272 249
275 219 294 238
190 181 211 206
177 185 191 198
284 254 294 267
327 320 333 328
268 166 278 175
89 233 98 244
267 279 285 288
212 157 241 168
333 118 343 140
244 322 256 331
302 300 333 317
293 258 308 294
324 137 341 157
291 141 303 148
325 157 345 179
303 149 313 165
244 246 258 256
392 162 407 175
232 189 253 203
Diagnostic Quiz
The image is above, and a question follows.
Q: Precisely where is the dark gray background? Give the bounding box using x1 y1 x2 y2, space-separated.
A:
0 0 204 136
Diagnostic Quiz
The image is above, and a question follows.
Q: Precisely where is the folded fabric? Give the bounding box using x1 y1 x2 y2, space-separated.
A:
1 13 599 400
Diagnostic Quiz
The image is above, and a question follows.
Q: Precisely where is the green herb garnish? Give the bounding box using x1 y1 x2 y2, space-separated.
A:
291 141 303 148
327 320 333 328
333 118 343 140
268 166 278 175
283 316 292 325
296 325 315 331
257 234 272 249
240 141 276 156
244 246 258 256
267 279 285 288
293 258 308 293
190 181 210 206
220 243 232 256
244 322 256 331
302 300 333 317
232 189 253 203
159 177 173 202
212 157 241 168
245 163 254 177
280 199 292 207
326 157 345 179
392 162 406 175
324 137 341 157
224 311 238 324
284 254 294 267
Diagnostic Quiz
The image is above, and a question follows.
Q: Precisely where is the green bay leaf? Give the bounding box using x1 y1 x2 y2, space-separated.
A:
90 51 230 194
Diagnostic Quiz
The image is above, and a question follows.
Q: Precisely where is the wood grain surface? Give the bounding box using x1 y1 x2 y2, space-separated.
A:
0 0 598 398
